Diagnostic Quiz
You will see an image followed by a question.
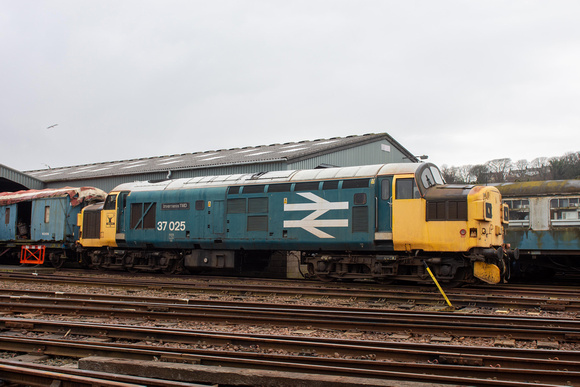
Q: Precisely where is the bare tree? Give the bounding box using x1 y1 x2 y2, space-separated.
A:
513 159 529 181
530 157 550 180
469 164 489 184
456 165 473 183
441 165 458 183
486 158 512 183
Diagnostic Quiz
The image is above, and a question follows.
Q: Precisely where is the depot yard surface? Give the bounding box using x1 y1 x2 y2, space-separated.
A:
0 270 578 386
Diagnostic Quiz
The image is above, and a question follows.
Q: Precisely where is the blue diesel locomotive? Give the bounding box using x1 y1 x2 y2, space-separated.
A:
78 163 515 285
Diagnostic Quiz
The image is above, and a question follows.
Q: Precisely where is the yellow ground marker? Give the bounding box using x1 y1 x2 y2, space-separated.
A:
423 261 454 311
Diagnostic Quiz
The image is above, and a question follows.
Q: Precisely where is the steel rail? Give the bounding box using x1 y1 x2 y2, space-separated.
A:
2 273 580 311
1 294 579 342
2 317 578 366
0 359 202 387
0 332 574 386
2 291 580 331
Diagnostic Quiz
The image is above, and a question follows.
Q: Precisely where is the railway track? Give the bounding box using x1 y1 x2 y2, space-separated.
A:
2 271 580 312
0 289 579 342
0 318 578 386
1 270 579 385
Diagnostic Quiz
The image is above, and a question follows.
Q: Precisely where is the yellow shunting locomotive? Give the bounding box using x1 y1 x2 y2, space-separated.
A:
77 163 516 284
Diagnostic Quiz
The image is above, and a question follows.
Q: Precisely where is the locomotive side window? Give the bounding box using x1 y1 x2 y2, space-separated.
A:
267 183 291 192
243 185 265 194
5 208 9 224
143 203 156 229
294 181 320 191
228 186 240 195
396 178 420 199
130 202 157 229
342 179 369 189
322 181 339 190
103 194 117 210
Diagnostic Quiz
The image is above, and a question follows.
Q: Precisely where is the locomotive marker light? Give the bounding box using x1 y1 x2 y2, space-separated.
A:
283 192 349 238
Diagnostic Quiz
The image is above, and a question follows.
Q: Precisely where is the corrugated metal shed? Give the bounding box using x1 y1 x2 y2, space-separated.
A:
0 164 44 192
23 133 418 192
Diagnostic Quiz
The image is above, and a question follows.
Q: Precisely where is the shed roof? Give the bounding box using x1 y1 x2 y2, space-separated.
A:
25 133 416 183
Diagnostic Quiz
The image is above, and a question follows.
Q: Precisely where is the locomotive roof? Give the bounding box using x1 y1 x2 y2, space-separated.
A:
495 179 580 198
0 186 107 206
113 163 428 192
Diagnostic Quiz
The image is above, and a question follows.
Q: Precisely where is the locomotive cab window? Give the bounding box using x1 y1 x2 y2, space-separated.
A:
104 194 117 210
396 178 420 199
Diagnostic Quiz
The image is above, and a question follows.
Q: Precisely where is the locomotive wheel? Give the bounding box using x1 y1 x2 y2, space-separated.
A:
161 257 184 275
48 252 66 269
315 273 335 282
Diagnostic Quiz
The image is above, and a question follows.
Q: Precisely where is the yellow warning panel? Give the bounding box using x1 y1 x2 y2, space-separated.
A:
474 261 501 284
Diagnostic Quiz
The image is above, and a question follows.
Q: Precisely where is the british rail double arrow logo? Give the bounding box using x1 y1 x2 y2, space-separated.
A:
283 192 349 238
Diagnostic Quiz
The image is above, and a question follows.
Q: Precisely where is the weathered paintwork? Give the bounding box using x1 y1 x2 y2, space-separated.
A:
1 190 105 243
497 180 580 274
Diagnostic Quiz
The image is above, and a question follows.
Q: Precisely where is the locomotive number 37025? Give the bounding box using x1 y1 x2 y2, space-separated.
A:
156 221 187 231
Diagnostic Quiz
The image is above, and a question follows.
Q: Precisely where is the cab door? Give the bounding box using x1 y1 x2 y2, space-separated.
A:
116 191 130 243
376 176 392 239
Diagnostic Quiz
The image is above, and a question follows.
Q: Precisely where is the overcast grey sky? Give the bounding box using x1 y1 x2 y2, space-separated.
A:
2 1 579 172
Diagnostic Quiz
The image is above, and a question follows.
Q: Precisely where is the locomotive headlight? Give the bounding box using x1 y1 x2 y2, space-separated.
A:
460 229 467 237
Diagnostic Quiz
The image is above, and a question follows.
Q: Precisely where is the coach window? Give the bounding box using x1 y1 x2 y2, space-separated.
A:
396 178 420 199
5 208 9 224
504 199 530 227
44 206 50 223
550 197 580 226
